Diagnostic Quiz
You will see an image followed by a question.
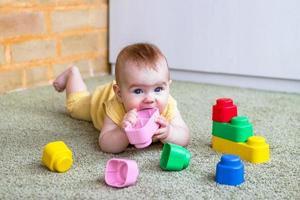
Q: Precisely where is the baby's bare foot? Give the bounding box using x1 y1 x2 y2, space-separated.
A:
52 67 71 92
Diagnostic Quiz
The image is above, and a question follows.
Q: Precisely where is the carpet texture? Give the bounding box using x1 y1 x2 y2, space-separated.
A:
0 75 299 199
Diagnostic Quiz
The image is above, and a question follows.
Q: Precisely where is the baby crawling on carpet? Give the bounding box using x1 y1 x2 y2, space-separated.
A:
53 43 190 153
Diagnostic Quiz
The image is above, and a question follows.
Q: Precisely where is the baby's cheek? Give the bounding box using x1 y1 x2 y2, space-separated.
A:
124 99 139 111
157 103 164 113
160 97 169 111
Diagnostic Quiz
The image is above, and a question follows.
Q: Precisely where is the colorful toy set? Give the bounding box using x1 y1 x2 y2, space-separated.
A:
41 99 269 188
42 141 190 188
211 98 270 164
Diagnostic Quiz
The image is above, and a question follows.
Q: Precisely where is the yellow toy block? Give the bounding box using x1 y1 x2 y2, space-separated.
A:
42 141 73 173
212 135 270 164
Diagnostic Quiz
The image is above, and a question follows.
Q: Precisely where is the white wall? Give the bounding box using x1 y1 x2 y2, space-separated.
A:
109 0 300 93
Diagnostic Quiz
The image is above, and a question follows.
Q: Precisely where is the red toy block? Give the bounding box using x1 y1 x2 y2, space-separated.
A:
212 98 237 122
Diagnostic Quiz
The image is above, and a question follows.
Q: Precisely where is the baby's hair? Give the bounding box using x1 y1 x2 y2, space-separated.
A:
115 43 168 83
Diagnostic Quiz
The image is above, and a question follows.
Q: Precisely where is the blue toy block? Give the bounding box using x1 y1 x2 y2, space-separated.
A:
215 154 244 186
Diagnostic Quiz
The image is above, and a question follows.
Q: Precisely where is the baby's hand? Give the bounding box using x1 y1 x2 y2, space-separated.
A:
152 115 170 141
122 108 138 129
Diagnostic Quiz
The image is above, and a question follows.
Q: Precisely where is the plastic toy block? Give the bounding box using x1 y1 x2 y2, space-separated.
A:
160 143 191 171
212 135 270 164
105 158 139 188
42 141 73 173
124 108 159 148
212 98 237 123
215 154 244 186
212 116 253 142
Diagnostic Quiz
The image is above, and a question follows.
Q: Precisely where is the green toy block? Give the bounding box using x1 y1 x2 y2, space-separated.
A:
212 116 253 142
160 143 191 171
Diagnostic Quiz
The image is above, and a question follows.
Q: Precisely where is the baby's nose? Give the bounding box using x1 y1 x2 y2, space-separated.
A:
144 95 155 103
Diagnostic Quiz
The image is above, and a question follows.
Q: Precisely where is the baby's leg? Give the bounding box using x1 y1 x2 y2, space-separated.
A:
53 66 87 96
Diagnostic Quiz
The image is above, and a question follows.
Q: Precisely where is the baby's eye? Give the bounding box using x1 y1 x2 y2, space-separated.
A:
133 88 143 94
154 87 163 93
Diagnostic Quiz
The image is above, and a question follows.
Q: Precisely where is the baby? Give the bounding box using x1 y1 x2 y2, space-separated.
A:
53 43 190 153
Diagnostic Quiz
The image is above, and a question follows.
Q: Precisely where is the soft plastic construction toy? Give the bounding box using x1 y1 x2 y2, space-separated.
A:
42 141 73 173
215 154 244 186
160 143 191 171
212 116 253 142
212 135 270 164
124 108 159 148
105 158 139 188
212 98 237 123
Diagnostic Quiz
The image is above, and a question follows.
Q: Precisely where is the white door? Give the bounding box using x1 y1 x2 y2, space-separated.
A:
109 0 300 93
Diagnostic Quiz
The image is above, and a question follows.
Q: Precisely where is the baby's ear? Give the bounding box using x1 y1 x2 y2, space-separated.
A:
168 79 172 85
113 84 122 102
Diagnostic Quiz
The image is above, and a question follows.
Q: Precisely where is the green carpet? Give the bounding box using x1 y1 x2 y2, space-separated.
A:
0 75 299 199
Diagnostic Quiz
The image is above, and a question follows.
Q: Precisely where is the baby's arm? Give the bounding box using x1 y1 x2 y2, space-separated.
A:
153 108 190 146
99 116 129 153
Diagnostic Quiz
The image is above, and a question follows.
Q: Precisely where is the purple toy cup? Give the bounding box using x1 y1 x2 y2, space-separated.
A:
105 158 139 188
124 108 160 148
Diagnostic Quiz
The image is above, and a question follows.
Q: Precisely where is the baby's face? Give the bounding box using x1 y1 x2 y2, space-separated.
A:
117 59 170 114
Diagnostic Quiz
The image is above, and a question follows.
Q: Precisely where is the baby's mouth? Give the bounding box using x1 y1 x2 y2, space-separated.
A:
139 107 156 111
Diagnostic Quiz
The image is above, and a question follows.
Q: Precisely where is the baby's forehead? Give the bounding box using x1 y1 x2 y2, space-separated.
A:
120 66 167 84
125 58 168 72
117 58 169 84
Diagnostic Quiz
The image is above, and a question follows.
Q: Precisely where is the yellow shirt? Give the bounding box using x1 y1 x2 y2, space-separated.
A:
90 81 177 130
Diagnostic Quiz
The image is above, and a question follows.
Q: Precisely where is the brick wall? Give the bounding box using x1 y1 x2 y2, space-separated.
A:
0 0 109 93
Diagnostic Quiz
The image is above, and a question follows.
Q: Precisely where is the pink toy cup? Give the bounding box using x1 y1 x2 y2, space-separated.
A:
105 158 139 188
124 108 160 148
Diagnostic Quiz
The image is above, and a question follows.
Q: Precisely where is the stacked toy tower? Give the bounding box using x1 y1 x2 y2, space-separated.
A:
211 98 270 164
